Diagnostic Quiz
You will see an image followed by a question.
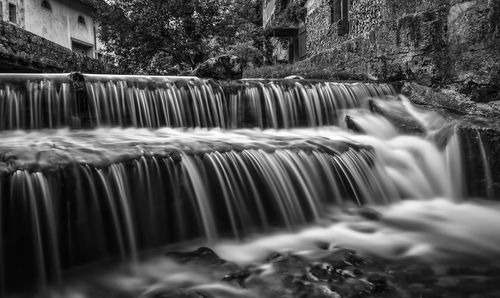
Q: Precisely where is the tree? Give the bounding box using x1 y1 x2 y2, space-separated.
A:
206 0 266 67
95 0 265 74
96 0 230 73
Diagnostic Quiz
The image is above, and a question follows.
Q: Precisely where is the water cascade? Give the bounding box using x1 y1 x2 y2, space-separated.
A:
0 73 498 296
0 74 396 130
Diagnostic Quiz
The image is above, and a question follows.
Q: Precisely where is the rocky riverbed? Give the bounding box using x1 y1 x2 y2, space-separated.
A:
36 199 500 298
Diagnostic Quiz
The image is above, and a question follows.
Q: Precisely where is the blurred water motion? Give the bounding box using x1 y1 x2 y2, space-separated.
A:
0 74 498 297
44 199 500 298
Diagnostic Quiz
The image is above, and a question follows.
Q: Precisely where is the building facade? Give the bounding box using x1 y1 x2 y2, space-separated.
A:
305 0 351 56
263 0 307 63
0 0 104 59
268 0 499 103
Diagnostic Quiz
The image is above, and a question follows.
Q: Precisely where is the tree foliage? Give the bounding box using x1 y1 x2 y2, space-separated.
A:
95 0 264 74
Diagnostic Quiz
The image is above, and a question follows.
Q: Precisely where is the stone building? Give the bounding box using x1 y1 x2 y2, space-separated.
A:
265 0 499 102
305 0 351 55
0 0 104 59
263 0 307 63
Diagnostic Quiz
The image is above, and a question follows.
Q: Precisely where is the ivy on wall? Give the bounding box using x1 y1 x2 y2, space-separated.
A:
273 0 307 27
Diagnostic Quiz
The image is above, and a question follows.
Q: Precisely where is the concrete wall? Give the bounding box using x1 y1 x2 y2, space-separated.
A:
303 0 500 102
0 20 122 73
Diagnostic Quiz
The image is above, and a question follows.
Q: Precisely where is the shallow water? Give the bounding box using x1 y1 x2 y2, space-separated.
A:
36 198 500 298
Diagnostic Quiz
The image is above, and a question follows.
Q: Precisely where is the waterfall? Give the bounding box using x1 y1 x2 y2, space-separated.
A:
0 74 396 130
0 73 495 295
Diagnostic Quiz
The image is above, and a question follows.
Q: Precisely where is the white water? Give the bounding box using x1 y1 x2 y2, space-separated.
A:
1 76 497 297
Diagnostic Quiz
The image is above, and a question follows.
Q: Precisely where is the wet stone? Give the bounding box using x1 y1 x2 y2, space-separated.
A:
165 247 240 272
144 289 213 298
341 266 363 278
332 277 373 297
306 262 338 282
386 260 436 283
267 253 308 275
358 206 382 221
222 269 251 287
366 273 391 293
315 241 331 250
318 248 366 269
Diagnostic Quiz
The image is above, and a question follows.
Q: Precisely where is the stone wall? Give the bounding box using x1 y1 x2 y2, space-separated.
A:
0 21 122 73
349 0 384 36
306 0 338 55
303 0 500 102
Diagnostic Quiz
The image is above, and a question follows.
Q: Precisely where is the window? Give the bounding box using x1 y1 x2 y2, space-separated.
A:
41 0 52 11
71 39 93 57
331 0 349 36
78 15 86 26
8 3 16 23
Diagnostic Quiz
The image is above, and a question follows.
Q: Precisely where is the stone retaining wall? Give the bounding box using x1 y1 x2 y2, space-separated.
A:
304 0 500 102
0 21 122 73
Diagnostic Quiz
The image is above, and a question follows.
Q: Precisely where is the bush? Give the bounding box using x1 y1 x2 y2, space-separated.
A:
243 61 369 81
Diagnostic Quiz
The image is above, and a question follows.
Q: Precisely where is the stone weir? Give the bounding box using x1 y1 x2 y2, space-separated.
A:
0 128 390 293
0 73 397 130
0 72 499 295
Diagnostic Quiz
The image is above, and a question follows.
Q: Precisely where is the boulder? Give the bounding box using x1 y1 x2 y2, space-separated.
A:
192 55 243 80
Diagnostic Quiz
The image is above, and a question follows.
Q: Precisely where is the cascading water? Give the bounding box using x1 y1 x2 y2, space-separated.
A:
0 73 498 297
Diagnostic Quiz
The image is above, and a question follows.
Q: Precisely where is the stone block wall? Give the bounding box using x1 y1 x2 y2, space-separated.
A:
306 0 338 55
303 0 500 102
0 21 122 73
349 0 384 36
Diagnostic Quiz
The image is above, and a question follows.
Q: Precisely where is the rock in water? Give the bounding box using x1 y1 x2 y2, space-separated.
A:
284 75 305 80
165 247 237 269
193 55 242 80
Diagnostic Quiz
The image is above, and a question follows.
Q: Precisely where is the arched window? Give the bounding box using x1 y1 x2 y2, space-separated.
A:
78 15 86 26
41 0 52 11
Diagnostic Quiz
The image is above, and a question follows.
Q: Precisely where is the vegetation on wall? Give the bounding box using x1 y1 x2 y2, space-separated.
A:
273 0 308 27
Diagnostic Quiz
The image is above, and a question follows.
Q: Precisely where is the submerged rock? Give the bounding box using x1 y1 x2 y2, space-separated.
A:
165 247 239 272
144 289 213 298
368 98 425 134
192 55 242 80
345 115 364 133
358 206 382 221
